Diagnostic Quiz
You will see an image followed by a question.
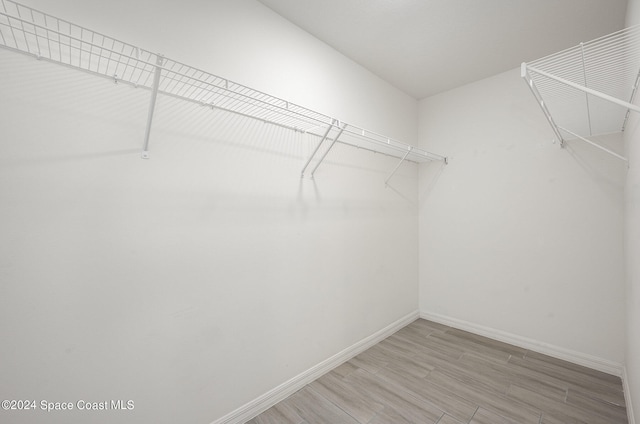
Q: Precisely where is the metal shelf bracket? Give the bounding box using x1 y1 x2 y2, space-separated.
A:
301 120 336 178
141 54 165 159
310 122 347 178
385 146 413 185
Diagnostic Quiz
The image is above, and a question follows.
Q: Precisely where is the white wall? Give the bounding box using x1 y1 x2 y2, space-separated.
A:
0 1 419 423
418 68 627 369
624 1 640 422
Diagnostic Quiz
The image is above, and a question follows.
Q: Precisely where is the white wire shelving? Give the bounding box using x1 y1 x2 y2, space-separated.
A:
0 0 447 181
522 25 640 162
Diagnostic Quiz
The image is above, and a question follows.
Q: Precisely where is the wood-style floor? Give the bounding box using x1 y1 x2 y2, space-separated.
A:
247 319 627 424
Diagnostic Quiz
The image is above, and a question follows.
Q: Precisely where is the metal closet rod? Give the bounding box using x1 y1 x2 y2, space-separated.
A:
0 0 447 180
526 66 640 114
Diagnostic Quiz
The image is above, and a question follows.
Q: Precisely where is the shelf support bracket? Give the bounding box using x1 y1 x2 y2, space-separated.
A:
301 120 335 177
623 68 640 131
579 43 593 136
521 63 565 146
557 126 628 162
141 54 165 159
385 146 413 185
310 123 347 177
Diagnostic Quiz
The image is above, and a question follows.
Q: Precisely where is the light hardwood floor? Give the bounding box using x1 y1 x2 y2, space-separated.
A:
247 319 627 424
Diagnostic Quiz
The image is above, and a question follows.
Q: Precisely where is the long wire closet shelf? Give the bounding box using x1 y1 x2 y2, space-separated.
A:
522 24 640 162
0 0 447 180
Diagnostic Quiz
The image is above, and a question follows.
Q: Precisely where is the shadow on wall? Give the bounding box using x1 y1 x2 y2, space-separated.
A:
562 133 627 204
153 92 419 186
0 47 422 222
385 182 417 205
418 159 448 206
0 49 312 169
0 148 141 168
152 95 313 162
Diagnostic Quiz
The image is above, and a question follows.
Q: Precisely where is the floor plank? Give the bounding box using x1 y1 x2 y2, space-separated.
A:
426 369 542 424
247 401 306 424
469 407 517 424
308 370 384 423
248 319 628 424
446 327 528 359
283 387 360 424
565 388 628 422
437 413 466 424
373 366 478 422
506 384 622 424
343 368 444 424
458 352 569 400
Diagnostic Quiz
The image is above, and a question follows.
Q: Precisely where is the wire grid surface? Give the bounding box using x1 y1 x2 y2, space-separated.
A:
526 25 640 139
0 0 444 164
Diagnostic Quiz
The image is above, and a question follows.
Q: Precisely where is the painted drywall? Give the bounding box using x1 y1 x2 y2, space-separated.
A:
418 68 627 366
0 1 420 423
624 1 640 421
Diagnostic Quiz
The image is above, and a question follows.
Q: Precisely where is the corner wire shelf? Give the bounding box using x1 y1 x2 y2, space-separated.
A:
0 0 447 183
522 24 640 162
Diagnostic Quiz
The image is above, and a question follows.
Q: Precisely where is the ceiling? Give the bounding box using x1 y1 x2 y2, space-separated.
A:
257 0 629 99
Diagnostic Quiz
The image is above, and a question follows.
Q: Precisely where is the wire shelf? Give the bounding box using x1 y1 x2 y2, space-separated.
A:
0 0 446 169
523 25 640 143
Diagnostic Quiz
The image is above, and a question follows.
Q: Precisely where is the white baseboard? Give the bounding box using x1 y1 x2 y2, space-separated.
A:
624 366 636 424
419 311 624 377
210 310 419 424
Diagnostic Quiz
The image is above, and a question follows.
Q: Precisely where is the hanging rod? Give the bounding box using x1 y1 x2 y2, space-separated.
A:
0 0 447 173
522 24 640 154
